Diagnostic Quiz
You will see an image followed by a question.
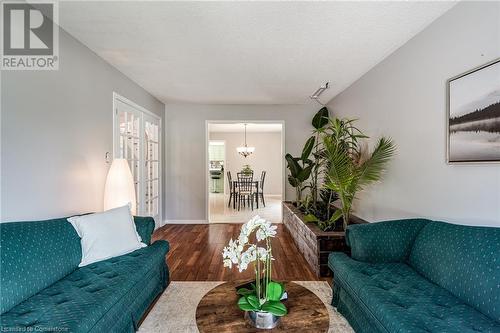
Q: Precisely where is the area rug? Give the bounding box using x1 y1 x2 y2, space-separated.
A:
138 281 354 333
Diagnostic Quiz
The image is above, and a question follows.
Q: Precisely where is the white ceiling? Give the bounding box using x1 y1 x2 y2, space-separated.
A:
209 123 282 133
58 1 456 105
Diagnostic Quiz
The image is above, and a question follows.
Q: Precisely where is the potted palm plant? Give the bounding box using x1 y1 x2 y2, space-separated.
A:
283 115 395 277
322 118 396 230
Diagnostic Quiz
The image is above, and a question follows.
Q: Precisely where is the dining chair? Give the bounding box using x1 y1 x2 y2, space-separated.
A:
227 171 237 208
237 173 255 211
258 171 266 207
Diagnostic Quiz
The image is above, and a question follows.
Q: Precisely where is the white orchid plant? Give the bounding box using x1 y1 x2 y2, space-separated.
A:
222 216 287 317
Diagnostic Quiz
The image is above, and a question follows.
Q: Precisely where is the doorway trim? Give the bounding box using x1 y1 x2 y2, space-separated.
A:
205 120 286 223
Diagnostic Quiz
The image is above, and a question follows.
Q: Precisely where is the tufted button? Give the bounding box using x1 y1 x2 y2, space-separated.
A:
77 282 91 288
86 287 103 293
16 310 32 317
393 302 409 309
45 291 62 297
103 273 118 279
435 302 447 307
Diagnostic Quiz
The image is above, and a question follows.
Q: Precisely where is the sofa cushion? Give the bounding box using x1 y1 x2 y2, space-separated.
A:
0 219 81 314
0 241 169 332
68 206 146 267
409 222 500 322
330 253 500 333
346 219 430 263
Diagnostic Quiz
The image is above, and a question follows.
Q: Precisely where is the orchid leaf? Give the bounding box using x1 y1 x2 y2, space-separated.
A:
237 287 255 296
261 300 287 316
237 296 259 312
245 295 261 310
266 281 284 301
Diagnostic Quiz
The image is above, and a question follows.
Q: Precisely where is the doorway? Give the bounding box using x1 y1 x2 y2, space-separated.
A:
113 93 162 225
206 121 285 223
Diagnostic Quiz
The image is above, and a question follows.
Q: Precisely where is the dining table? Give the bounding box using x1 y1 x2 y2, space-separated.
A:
230 180 261 209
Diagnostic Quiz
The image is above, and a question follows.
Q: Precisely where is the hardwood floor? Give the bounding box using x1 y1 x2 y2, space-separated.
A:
153 223 319 281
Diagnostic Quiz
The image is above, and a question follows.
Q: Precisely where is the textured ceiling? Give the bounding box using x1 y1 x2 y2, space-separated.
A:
58 1 456 104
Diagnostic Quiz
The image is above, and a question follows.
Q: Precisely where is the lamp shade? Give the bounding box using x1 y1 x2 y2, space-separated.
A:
103 158 137 215
236 145 255 158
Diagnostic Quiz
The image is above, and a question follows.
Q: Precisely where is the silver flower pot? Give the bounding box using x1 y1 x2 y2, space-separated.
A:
245 311 281 329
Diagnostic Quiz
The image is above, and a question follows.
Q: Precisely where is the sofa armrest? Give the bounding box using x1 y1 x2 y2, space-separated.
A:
150 239 170 253
134 216 156 245
346 219 430 263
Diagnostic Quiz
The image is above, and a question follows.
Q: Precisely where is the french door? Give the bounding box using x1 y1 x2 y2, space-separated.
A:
113 94 161 224
143 113 160 219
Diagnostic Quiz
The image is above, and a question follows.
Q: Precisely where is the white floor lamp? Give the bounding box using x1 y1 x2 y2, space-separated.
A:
103 158 137 215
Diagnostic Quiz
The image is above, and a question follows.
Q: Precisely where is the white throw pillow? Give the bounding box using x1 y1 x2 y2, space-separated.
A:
68 204 146 267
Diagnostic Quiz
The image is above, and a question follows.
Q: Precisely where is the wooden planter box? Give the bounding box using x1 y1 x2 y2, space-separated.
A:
282 201 367 277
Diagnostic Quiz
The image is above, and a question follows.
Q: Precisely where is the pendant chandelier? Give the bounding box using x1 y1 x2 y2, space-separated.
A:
236 123 255 158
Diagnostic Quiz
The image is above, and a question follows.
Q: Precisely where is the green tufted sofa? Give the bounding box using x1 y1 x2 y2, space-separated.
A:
0 216 169 332
329 219 500 333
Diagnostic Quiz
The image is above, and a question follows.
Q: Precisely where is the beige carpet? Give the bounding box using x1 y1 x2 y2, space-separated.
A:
138 281 354 333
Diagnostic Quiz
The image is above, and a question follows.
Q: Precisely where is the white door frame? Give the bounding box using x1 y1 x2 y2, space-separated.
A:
112 92 163 225
205 120 286 223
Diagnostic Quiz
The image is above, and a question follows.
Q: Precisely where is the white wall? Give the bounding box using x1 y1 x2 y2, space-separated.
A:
1 28 165 222
328 1 500 226
209 131 283 195
165 104 319 222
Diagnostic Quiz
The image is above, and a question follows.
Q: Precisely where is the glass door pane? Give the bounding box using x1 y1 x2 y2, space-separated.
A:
114 95 161 225
143 114 160 221
115 99 143 211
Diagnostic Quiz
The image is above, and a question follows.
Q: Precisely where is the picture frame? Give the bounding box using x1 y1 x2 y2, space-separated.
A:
446 58 500 164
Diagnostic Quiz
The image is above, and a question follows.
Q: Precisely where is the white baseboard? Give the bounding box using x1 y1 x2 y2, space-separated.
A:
163 219 208 225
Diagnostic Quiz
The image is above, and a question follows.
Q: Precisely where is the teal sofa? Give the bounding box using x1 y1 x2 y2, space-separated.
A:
329 219 500 333
0 216 169 332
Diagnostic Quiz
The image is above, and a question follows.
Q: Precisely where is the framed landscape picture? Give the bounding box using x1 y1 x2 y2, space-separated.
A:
447 58 500 163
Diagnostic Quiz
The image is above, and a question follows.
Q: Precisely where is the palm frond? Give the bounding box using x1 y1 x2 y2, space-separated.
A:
351 137 396 193
323 137 353 194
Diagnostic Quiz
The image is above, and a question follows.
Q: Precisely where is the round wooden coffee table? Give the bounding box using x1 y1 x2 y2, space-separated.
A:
196 282 329 332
